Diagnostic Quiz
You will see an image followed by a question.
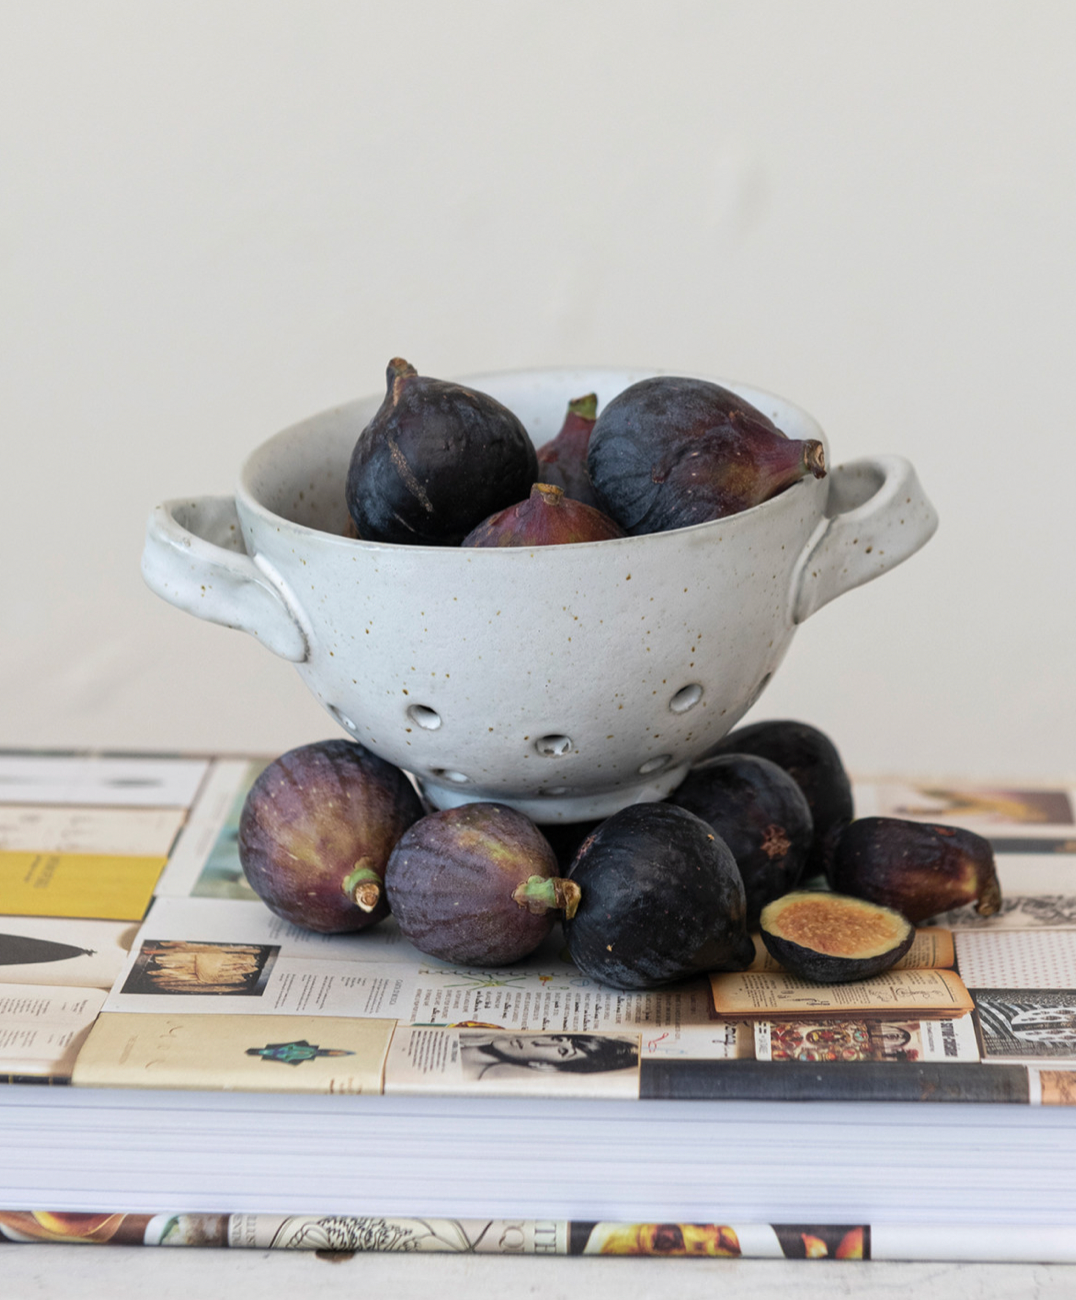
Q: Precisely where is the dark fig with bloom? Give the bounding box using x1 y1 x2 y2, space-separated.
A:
668 753 813 928
238 739 424 933
703 719 854 880
385 803 580 965
830 817 1002 924
345 358 538 546
461 482 625 547
563 802 755 990
587 376 826 535
535 392 600 507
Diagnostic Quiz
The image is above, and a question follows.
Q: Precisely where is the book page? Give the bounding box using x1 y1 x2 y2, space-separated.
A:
0 851 166 920
0 982 106 1077
709 968 974 1017
0 754 209 808
0 916 137 989
0 804 186 856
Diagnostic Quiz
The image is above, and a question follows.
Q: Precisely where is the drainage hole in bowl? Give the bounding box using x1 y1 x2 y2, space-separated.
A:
669 684 703 713
430 768 470 784
638 754 672 776
407 704 442 730
535 734 573 757
327 704 358 732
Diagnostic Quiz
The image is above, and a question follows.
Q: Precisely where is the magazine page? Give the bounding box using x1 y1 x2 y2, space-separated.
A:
0 804 186 857
0 754 209 809
0 916 137 989
851 777 1076 842
0 850 167 921
0 982 106 1078
70 1012 395 1092
154 760 264 898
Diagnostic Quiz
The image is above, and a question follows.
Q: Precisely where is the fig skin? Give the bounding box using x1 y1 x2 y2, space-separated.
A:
759 890 915 984
384 802 580 966
830 816 1002 924
345 358 538 546
586 376 826 535
238 739 425 934
563 802 755 991
703 719 854 880
535 392 601 507
668 753 813 929
461 482 625 547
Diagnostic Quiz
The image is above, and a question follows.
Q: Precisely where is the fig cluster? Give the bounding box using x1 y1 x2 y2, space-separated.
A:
237 719 1002 992
342 360 828 547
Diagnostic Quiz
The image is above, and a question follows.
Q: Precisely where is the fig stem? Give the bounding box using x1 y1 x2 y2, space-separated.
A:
803 440 826 478
568 393 598 421
531 482 565 505
342 861 383 913
975 872 1002 918
512 875 582 919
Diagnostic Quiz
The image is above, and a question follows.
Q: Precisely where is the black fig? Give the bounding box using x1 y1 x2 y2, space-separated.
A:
461 482 625 547
759 891 915 984
704 719 854 880
238 739 424 933
587 376 826 535
563 802 755 991
830 817 1002 924
668 753 813 928
345 358 538 546
384 802 580 965
535 393 600 507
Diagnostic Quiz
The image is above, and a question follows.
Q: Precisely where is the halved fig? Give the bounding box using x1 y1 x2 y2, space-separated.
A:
759 891 914 984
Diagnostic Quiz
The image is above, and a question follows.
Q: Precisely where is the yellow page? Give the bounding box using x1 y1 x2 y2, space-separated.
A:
72 1012 395 1093
0 852 166 921
710 967 973 1018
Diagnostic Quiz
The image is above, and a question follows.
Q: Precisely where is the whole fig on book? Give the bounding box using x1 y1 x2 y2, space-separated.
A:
385 802 580 965
461 482 625 547
829 816 1002 924
668 752 813 928
535 392 600 507
586 376 825 535
238 739 423 933
345 358 538 546
563 802 755 991
702 719 854 880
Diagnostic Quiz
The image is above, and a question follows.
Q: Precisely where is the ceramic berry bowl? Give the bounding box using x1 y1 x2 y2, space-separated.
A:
142 367 937 822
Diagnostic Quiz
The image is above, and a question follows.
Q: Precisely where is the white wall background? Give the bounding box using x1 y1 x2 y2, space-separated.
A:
2 0 1073 781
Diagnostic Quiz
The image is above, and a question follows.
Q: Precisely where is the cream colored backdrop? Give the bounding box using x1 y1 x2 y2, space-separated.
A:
2 1 1073 780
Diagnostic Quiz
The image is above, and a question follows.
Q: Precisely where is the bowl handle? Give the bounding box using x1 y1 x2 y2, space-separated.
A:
141 497 309 662
792 455 938 624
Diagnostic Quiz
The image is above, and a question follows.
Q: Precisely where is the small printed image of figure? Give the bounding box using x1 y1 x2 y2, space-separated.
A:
875 783 1073 829
458 1032 638 1081
765 1019 922 1063
121 940 279 996
246 1040 356 1067
580 1221 741 1256
974 990 1076 1059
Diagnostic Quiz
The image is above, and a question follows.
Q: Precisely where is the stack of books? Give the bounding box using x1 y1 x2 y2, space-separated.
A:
1 748 1075 1261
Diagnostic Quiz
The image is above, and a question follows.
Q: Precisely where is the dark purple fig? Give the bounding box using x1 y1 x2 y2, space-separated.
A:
238 739 424 933
587 376 826 535
384 802 581 965
668 753 813 928
345 358 538 546
461 482 625 547
830 817 1002 924
704 719 854 880
760 891 915 984
563 802 755 991
535 393 600 506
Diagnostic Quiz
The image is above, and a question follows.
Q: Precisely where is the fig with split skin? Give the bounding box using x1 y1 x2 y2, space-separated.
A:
535 392 601 507
829 816 1002 924
461 482 625 547
759 890 915 984
668 753 813 928
345 358 538 546
563 802 755 991
238 739 424 933
586 376 826 535
384 802 581 965
703 720 854 880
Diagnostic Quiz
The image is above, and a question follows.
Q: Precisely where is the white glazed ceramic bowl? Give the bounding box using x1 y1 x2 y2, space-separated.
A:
143 367 937 821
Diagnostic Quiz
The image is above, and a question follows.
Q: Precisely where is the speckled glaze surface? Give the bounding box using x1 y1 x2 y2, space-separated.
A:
142 368 938 820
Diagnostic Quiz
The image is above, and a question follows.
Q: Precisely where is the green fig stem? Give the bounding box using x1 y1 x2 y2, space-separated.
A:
342 861 383 913
975 872 1002 918
803 440 827 478
512 875 582 919
531 482 565 505
568 393 598 421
